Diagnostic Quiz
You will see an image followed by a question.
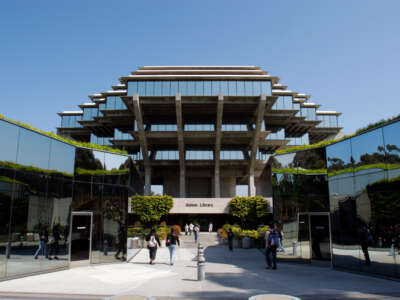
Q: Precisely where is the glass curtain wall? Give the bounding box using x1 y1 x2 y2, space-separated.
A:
271 148 329 260
0 118 132 279
327 121 400 278
0 119 75 278
127 80 272 97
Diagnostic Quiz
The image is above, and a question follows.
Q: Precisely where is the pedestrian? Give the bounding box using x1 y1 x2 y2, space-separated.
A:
277 227 285 253
115 224 126 261
189 223 194 236
227 228 234 251
145 228 161 264
34 226 49 259
265 223 280 270
358 223 372 265
185 223 189 236
48 226 61 260
194 224 200 243
166 228 180 265
208 222 213 233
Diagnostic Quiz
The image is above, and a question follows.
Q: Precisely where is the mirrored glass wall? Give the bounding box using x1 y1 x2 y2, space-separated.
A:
0 119 132 279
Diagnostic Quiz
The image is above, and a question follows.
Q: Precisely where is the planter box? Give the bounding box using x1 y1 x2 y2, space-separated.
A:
242 237 250 249
160 239 166 247
233 239 239 248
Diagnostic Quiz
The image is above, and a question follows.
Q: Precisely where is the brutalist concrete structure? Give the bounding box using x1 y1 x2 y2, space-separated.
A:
57 66 341 209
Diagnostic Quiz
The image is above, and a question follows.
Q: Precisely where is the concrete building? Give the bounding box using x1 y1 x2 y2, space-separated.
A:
57 66 341 219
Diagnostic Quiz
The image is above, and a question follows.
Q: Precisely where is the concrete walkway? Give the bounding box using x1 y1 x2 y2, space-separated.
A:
0 243 399 300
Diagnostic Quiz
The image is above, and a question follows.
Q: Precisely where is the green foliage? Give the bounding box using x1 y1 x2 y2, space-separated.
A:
257 225 270 239
130 194 173 224
355 113 400 135
157 226 171 240
231 226 242 239
240 230 259 239
222 223 231 232
0 160 73 177
229 196 270 225
272 167 327 175
75 167 130 176
328 163 400 178
0 113 127 155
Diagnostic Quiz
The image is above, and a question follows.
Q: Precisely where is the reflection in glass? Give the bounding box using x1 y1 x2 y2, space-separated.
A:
327 139 353 178
351 128 385 175
383 121 400 180
0 120 19 163
17 128 51 171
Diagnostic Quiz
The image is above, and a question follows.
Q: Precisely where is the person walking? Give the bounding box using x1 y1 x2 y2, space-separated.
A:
227 228 234 251
265 223 280 270
34 226 49 259
189 223 194 236
194 224 200 243
208 222 213 233
185 224 189 236
166 228 180 265
48 226 61 260
115 224 126 261
146 228 161 264
358 224 372 265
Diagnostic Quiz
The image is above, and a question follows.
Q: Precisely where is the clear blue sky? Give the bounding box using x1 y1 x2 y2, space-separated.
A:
0 0 399 135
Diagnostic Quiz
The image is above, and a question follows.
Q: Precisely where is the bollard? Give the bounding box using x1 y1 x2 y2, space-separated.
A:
197 245 205 281
104 240 108 256
292 241 297 256
389 238 395 256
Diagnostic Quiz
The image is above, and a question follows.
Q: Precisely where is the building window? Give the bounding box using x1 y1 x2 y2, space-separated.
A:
185 150 213 160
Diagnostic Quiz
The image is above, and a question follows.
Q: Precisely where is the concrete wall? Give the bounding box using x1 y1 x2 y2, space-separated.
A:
256 166 272 197
220 176 236 197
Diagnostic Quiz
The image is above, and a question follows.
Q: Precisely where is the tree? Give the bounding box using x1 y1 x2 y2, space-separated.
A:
229 196 270 227
130 195 173 224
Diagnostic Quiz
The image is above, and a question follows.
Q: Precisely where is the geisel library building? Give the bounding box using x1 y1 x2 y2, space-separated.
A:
57 66 342 223
0 66 399 280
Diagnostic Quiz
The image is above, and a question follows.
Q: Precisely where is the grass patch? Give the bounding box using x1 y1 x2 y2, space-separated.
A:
0 160 73 177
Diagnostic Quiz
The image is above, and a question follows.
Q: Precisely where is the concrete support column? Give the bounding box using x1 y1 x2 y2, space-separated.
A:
214 93 224 198
132 94 151 195
145 167 151 196
175 94 185 197
248 172 255 197
248 94 267 197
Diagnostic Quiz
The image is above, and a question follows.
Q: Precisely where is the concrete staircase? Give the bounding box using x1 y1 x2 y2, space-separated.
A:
179 232 220 248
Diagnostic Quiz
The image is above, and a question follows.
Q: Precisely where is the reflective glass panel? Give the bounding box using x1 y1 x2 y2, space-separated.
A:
220 81 229 95
187 81 195 95
17 128 51 171
146 81 154 96
351 128 385 175
253 81 262 96
211 81 220 96
327 139 353 179
0 120 19 163
161 81 170 96
195 81 203 96
383 121 400 180
171 81 179 96
244 81 253 96
204 81 212 96
49 140 75 176
228 81 236 96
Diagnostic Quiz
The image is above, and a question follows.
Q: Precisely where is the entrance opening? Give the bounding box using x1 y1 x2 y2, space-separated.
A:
298 212 331 263
69 212 93 266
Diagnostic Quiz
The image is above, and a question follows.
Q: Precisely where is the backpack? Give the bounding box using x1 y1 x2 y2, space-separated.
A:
148 235 157 248
268 230 280 247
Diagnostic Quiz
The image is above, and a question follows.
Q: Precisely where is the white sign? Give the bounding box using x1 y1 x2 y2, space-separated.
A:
170 198 231 214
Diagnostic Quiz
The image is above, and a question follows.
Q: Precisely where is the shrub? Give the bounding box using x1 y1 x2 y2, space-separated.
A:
134 221 141 226
157 226 171 240
257 225 270 239
222 224 231 232
229 196 270 225
240 230 259 239
160 221 167 227
130 195 173 224
231 227 242 239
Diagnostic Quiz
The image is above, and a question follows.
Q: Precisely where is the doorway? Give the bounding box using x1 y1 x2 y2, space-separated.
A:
298 212 332 264
69 212 93 267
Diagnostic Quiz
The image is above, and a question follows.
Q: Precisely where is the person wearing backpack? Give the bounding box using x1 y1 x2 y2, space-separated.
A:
265 223 280 270
145 228 161 264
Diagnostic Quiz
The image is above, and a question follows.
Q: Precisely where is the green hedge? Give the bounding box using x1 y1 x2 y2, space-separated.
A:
130 195 174 224
229 196 270 226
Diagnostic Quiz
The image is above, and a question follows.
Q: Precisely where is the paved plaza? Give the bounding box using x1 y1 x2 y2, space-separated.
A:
0 235 399 300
